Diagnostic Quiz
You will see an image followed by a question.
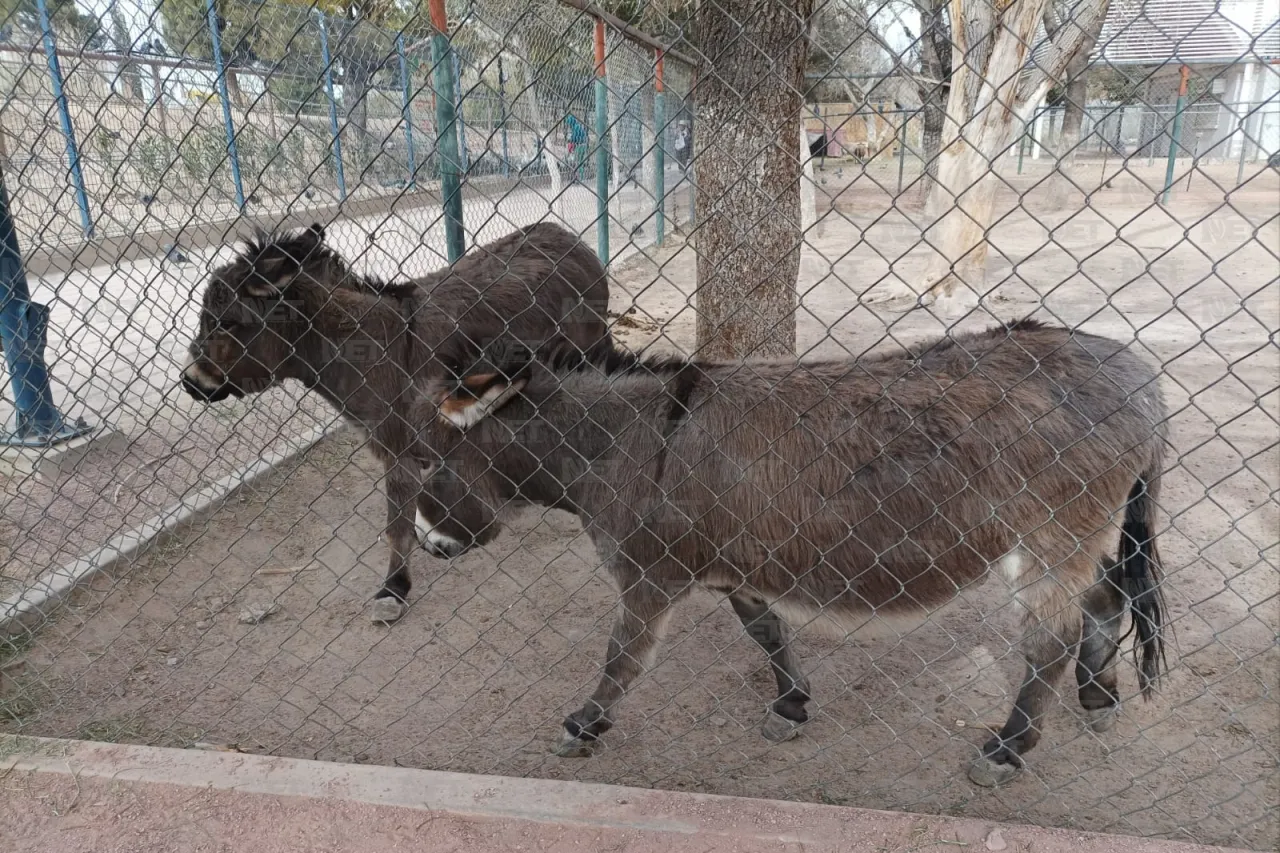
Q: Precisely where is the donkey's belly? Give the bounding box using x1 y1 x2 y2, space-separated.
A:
766 591 961 641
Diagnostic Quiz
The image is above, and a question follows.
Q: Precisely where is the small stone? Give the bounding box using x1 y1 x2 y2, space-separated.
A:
195 620 210 630
166 657 178 666
711 716 728 727
956 719 966 728
238 603 280 624
985 827 1008 851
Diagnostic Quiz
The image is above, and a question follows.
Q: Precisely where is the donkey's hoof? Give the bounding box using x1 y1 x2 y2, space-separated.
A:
370 597 407 624
761 710 806 743
415 511 467 559
1086 706 1118 732
967 755 1022 788
553 728 600 758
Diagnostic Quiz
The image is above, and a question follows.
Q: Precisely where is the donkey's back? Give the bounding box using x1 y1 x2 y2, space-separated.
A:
648 319 1166 618
414 221 610 366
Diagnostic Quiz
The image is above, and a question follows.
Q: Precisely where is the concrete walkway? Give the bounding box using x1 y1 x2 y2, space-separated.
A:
0 736 1250 853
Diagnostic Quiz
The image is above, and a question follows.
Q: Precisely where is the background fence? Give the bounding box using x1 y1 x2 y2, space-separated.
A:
1 0 1277 850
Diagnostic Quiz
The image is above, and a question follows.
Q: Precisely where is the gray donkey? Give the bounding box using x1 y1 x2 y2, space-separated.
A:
180 221 611 623
412 318 1169 786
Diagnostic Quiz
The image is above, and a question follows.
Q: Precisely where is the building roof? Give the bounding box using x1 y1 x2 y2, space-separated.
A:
1092 0 1280 65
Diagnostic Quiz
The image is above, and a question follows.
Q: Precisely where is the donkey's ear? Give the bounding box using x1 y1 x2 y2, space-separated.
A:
435 370 528 430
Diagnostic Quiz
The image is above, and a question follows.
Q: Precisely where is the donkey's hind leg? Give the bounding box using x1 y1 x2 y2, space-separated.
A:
969 553 1086 787
728 594 812 742
1077 555 1126 732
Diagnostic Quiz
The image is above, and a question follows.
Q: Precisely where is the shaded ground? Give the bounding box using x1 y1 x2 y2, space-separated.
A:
2 161 1277 851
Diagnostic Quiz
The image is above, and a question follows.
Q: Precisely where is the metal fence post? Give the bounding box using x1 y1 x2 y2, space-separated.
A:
594 18 609 265
0 167 91 446
896 114 907 193
397 34 418 190
317 10 347 201
1162 64 1191 206
498 55 510 179
205 0 245 209
35 0 93 238
451 51 470 174
429 0 465 262
654 50 665 247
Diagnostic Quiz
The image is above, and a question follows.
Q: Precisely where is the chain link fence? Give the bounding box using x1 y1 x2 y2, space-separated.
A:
1 0 1277 849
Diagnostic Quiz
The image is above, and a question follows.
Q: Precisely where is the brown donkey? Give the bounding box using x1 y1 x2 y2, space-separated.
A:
179 221 611 623
414 319 1169 786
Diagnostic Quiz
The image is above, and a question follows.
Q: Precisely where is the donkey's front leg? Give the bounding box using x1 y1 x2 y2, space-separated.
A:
556 574 690 757
371 458 420 624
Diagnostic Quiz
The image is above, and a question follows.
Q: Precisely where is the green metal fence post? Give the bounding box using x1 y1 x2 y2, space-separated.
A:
429 0 465 262
1162 65 1191 206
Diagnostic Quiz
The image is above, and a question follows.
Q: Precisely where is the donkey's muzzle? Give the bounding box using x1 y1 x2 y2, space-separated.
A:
181 374 243 403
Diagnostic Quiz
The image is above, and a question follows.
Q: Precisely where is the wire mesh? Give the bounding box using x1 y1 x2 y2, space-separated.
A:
0 0 1277 849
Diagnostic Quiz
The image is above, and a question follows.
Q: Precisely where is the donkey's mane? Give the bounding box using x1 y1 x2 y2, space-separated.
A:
237 226 418 299
539 339 692 377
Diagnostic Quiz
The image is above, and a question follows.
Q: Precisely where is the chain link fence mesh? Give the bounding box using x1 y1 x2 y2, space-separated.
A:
0 0 1277 849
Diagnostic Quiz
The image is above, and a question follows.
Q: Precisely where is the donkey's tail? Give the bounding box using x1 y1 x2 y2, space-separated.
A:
1120 471 1168 698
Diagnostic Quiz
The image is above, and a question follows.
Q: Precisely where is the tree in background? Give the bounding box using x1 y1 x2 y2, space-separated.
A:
904 0 951 201
693 0 814 359
1045 1 1110 193
864 0 1110 314
0 0 105 48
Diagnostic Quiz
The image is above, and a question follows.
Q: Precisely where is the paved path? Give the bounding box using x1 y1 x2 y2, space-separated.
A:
1 736 1250 853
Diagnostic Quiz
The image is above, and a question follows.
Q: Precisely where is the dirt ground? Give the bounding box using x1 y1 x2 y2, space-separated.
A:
2 161 1277 851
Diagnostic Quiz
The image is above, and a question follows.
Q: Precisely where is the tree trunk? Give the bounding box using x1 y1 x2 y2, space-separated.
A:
914 0 950 203
887 0 1110 314
108 4 145 101
344 61 374 174
694 0 814 360
1051 9 1106 196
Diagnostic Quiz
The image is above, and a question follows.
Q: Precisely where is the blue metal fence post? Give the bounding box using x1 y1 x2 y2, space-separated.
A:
397 34 418 190
428 0 465 262
204 0 245 209
654 50 665 247
497 55 510 178
451 50 470 174
0 168 92 446
34 0 93 238
317 10 347 201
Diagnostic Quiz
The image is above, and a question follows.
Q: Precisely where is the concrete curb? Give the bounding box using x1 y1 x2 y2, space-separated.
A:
0 735 1249 853
0 423 338 637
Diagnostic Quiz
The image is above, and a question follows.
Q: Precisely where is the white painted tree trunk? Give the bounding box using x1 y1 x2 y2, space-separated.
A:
864 0 1109 316
801 117 817 234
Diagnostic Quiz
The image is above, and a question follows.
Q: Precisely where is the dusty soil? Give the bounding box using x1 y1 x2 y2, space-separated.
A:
2 162 1277 851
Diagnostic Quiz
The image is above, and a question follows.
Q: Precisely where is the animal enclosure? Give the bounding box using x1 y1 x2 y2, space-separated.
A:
2 0 1278 851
